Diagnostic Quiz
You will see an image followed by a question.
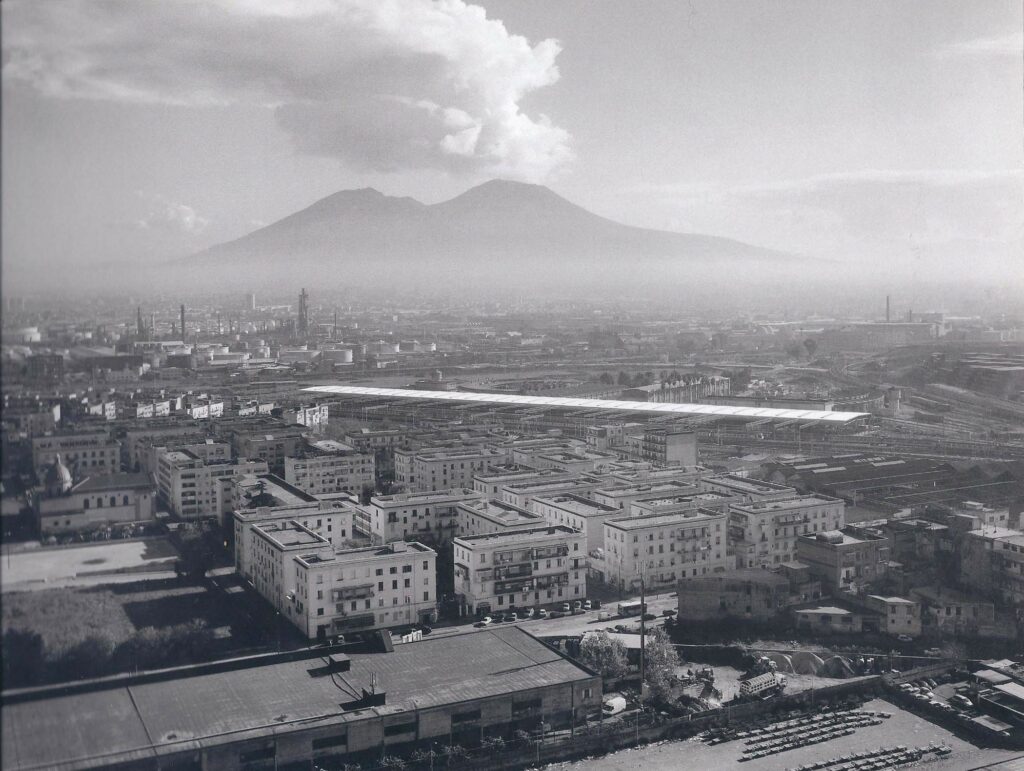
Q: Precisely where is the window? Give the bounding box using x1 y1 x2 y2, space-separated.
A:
317 608 324 616
424 591 430 601
383 721 417 737
239 745 275 763
312 734 347 751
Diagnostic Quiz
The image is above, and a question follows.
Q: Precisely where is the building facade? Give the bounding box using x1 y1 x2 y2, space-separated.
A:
729 494 845 569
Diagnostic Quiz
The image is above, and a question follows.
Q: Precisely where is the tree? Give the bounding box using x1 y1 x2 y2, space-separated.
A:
52 634 116 681
642 628 681 701
803 338 818 359
598 372 613 385
176 532 216 581
2 629 45 688
578 630 628 680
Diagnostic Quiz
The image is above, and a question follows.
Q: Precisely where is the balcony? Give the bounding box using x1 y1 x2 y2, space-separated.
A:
495 579 534 594
494 564 533 580
333 583 375 601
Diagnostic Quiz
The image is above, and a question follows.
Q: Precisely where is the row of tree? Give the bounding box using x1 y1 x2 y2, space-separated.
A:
2 620 215 688
577 628 681 701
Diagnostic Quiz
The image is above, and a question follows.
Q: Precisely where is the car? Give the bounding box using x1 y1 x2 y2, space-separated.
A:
561 602 571 613
897 634 913 643
602 695 628 716
613 624 629 633
506 612 519 622
582 600 593 610
662 609 677 617
925 678 938 689
549 611 565 619
415 625 433 636
641 613 657 621
535 608 549 619
572 600 583 611
951 694 973 709
519 608 534 619
924 647 943 657
474 616 492 628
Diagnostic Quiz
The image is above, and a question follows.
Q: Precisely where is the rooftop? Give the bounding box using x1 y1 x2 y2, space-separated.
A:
302 386 869 424
533 493 617 516
73 472 153 493
606 506 725 531
455 524 581 546
0 627 593 771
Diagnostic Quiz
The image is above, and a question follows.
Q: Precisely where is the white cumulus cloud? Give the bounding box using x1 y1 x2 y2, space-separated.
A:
1 0 571 180
135 194 210 235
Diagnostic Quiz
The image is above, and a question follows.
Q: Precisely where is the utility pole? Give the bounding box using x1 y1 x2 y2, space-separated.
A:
638 564 647 703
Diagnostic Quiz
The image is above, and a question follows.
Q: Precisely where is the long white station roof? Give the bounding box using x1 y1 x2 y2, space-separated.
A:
302 385 868 424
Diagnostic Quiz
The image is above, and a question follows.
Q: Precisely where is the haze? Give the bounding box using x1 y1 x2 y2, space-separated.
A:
2 0 1022 303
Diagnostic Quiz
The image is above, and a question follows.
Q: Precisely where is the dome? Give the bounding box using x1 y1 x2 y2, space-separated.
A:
43 454 73 495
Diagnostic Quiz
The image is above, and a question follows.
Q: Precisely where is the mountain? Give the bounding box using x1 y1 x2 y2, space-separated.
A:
183 179 800 291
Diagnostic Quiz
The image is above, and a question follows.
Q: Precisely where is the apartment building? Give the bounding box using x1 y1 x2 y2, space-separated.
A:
282 403 329 430
284 439 375 497
456 498 547 537
141 439 231 477
591 480 703 512
454 525 586 615
532 493 620 556
629 490 735 518
607 465 704 486
960 527 1024 607
394 446 508 492
234 500 355 579
280 537 437 639
500 476 604 511
362 488 483 545
729 494 845 569
472 465 566 496
603 507 729 591
795 528 891 592
121 423 208 471
639 428 697 466
227 423 306 475
32 431 120 479
698 474 799 502
156 449 267 520
677 569 799 621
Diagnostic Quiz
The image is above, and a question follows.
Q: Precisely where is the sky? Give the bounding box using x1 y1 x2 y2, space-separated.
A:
2 0 1022 290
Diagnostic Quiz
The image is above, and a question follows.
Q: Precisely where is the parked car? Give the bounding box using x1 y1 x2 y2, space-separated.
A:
662 609 677 617
474 616 492 627
414 625 433 636
598 610 612 621
582 600 593 610
519 607 534 619
549 611 565 619
506 612 519 622
641 613 657 621
924 647 943 657
897 634 913 643
561 602 571 613
572 600 583 611
535 608 549 619
925 678 938 689
602 695 628 716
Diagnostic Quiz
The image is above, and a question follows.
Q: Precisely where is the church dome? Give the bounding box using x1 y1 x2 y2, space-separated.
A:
43 454 73 495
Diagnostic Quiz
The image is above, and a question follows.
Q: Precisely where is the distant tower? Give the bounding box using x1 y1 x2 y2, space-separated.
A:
885 295 890 323
246 292 256 311
333 310 338 339
298 288 309 336
136 307 146 340
149 313 156 340
180 304 186 342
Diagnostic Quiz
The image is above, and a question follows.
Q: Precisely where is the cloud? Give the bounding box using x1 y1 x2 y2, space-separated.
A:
135 194 210 235
1 0 571 180
937 32 1024 59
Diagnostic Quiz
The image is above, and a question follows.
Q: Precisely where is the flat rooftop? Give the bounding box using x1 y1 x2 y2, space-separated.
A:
253 521 326 548
1 627 593 771
606 507 724 531
302 386 870 424
297 541 435 567
456 524 580 546
732 494 838 513
533 494 617 516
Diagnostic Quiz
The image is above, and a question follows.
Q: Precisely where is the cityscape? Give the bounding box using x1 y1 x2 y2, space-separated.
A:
2 2 1023 771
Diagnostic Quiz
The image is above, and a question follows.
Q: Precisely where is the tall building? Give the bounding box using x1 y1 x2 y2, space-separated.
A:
246 292 256 311
298 288 309 336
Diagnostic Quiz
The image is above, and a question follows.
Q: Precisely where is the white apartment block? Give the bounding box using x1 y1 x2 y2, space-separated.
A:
234 500 356 579
284 441 375 496
592 481 706 512
394 446 509 492
362 488 483 545
156 449 267 520
532 493 620 557
499 476 604 511
472 465 566 496
274 535 436 639
629 490 735 518
33 432 120 478
698 474 799 502
143 439 231 478
603 507 730 591
729 494 846 569
283 403 330 430
454 525 587 615
456 498 547 537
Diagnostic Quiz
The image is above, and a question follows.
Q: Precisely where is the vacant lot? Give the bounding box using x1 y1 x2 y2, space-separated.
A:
2 573 296 656
1 539 178 591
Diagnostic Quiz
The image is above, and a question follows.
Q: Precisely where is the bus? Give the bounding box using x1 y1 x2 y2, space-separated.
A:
617 600 648 617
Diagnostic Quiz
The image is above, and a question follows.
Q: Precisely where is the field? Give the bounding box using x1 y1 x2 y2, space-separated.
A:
1 573 295 655
552 698 1023 771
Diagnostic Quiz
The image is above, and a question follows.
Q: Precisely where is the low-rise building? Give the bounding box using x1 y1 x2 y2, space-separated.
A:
698 474 798 502
910 585 1000 638
729 494 845 569
863 595 921 637
35 472 155 535
456 498 547 537
362 488 482 545
472 464 563 496
602 507 729 590
157 449 267 520
795 527 891 592
0 626 600 771
677 569 798 621
32 430 119 479
284 439 375 497
394 446 508 492
454 525 587 615
499 476 604 510
639 428 697 466
532 493 620 557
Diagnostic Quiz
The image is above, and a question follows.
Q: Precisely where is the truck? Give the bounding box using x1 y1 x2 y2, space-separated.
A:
738 672 787 700
617 600 648 617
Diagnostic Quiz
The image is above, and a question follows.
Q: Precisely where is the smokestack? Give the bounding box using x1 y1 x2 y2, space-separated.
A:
180 304 186 342
333 310 338 339
885 295 890 323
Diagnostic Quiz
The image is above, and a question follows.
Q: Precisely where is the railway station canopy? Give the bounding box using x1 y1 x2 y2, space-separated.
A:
302 385 869 424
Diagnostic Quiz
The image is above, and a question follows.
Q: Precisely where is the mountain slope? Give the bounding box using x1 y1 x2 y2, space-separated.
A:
184 180 799 291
